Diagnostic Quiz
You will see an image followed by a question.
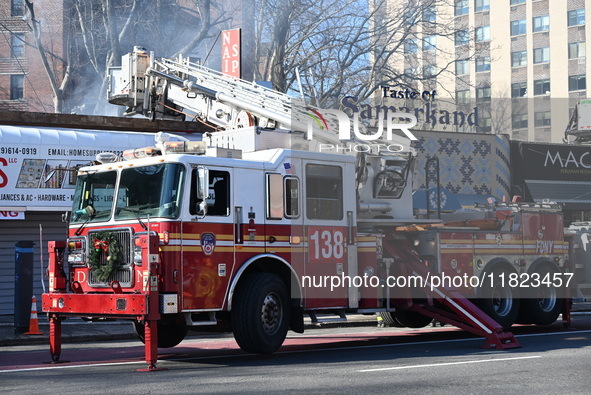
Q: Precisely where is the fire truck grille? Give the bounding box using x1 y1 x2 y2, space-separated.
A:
87 229 133 287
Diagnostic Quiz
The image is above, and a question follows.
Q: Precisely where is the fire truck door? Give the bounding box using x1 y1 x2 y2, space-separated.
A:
181 166 235 311
263 169 305 290
302 162 350 309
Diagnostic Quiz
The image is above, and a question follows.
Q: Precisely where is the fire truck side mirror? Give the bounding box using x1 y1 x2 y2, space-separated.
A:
196 166 209 217
197 201 208 217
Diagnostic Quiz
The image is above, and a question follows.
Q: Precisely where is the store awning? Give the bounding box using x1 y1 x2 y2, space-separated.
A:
525 179 591 208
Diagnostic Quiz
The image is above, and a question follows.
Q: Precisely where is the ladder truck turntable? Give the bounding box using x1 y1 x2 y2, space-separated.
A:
42 48 573 370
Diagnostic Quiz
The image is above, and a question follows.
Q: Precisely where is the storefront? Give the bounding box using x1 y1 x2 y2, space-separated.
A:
511 141 591 225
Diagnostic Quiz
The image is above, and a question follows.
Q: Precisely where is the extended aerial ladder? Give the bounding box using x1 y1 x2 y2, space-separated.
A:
109 47 304 133
107 47 413 150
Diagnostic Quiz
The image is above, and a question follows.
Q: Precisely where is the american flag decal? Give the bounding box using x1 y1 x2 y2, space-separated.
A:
283 163 295 174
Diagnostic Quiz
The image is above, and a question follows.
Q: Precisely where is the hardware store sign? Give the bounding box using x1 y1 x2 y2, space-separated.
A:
0 144 120 210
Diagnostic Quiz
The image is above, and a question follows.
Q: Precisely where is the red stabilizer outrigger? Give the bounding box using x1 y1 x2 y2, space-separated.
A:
382 234 521 350
42 235 166 371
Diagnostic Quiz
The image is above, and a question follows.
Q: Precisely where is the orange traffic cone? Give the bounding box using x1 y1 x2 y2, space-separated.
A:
24 296 43 335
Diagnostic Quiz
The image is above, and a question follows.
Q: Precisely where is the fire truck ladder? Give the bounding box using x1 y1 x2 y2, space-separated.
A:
152 56 293 126
149 56 345 143
382 234 521 349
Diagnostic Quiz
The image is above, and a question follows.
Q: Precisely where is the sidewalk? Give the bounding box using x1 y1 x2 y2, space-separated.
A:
2 302 590 347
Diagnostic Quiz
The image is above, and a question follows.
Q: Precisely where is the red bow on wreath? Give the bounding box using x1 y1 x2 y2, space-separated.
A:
94 239 109 252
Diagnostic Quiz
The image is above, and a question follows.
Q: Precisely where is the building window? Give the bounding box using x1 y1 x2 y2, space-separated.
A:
476 86 491 101
568 9 585 27
455 0 469 16
403 67 419 85
510 19 526 36
11 0 25 16
475 56 491 72
11 33 25 58
10 75 24 100
511 50 527 67
511 82 527 98
424 6 436 22
423 65 437 78
475 26 490 42
455 59 470 75
404 38 418 54
423 35 436 51
455 29 470 46
533 15 550 32
569 75 586 91
456 90 470 103
534 79 550 95
533 47 550 64
512 113 528 129
534 111 551 127
404 66 418 77
569 41 586 59
510 0 525 4
474 0 489 12
478 117 492 133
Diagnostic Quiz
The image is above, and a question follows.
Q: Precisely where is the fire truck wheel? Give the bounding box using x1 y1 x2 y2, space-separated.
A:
519 266 564 325
392 310 433 328
475 268 520 330
132 314 188 348
377 312 405 327
232 273 290 354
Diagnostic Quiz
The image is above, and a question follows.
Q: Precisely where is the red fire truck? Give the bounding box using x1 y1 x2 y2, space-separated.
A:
42 48 572 370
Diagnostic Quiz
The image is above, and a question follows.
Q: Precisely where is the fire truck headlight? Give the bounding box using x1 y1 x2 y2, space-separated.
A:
58 298 65 309
133 236 143 265
134 249 142 264
67 253 84 264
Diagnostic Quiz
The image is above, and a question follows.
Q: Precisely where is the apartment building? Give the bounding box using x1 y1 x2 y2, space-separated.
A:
391 0 590 143
0 0 66 112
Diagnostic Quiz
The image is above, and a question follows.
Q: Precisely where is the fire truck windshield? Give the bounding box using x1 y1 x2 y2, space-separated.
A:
114 163 185 220
71 170 117 224
70 163 185 224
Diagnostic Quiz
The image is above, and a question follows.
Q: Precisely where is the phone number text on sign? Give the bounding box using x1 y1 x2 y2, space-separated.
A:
1 147 38 155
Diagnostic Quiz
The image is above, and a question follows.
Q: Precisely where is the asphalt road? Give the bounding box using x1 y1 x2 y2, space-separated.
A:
2 318 591 394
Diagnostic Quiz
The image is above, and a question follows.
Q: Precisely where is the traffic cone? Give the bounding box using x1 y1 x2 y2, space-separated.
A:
24 296 43 335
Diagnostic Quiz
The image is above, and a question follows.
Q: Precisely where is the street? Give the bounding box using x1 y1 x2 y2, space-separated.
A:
2 317 591 394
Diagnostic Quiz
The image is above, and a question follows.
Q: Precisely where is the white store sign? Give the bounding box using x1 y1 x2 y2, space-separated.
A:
0 125 163 211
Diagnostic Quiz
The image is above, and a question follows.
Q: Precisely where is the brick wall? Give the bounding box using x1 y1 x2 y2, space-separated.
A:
0 0 65 112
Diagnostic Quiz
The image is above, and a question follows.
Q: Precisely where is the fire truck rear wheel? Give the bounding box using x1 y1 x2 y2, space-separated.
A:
392 310 433 328
232 273 290 354
519 266 564 325
377 312 404 327
132 314 188 348
475 267 520 330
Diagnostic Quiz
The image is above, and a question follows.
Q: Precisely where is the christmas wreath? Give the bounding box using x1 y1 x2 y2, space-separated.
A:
88 231 123 282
